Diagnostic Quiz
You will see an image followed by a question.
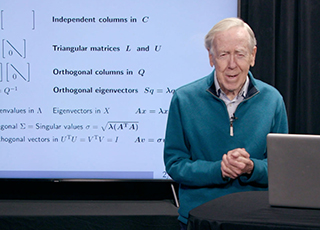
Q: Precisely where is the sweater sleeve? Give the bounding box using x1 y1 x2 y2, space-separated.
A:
271 99 289 134
163 94 229 187
239 97 289 185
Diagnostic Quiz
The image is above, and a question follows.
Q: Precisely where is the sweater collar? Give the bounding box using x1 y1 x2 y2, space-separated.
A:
208 70 259 99
214 72 249 99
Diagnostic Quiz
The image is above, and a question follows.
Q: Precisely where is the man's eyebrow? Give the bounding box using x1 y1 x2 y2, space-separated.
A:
235 49 248 53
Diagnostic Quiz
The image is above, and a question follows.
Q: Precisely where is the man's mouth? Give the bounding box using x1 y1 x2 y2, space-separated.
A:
226 74 238 78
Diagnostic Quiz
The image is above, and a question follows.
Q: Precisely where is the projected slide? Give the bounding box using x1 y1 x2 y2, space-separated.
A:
0 0 237 179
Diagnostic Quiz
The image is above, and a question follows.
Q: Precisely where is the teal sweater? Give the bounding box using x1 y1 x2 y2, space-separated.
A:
164 70 288 224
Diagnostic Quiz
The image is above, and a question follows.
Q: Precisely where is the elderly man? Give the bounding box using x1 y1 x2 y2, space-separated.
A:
163 18 288 229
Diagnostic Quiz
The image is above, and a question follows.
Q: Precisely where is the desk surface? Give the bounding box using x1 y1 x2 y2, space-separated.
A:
188 191 320 230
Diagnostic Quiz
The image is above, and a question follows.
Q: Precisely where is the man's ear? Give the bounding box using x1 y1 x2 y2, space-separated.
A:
208 49 214 67
250 46 257 67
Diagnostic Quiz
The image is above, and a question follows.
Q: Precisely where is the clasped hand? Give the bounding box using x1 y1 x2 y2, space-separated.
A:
221 148 254 179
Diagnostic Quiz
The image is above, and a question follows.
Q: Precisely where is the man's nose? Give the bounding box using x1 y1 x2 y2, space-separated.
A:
228 55 237 69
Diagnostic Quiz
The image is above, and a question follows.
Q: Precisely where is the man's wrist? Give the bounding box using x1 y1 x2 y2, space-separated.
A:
247 160 254 175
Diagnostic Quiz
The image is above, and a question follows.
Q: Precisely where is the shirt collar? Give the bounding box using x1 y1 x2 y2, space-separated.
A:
214 72 249 99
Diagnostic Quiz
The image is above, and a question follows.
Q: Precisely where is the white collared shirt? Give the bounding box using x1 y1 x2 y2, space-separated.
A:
214 74 249 119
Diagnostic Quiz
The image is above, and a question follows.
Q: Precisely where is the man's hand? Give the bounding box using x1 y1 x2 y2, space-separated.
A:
221 148 254 179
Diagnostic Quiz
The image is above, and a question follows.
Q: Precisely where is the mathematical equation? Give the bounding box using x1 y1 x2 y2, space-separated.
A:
58 135 119 143
0 39 31 83
0 121 140 132
144 87 175 95
101 121 139 132
135 108 168 114
0 135 165 144
134 136 165 143
0 86 18 95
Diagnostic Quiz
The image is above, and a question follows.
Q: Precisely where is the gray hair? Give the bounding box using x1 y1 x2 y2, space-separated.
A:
204 17 257 54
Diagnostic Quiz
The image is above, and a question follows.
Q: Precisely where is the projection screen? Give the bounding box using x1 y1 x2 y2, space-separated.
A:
0 0 238 180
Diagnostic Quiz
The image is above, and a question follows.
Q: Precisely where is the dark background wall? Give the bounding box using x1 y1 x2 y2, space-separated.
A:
240 0 320 134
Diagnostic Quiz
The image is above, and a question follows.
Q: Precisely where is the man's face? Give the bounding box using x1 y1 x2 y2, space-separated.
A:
209 26 257 99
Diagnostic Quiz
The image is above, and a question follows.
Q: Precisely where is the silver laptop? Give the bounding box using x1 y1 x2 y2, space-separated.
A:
267 133 320 208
